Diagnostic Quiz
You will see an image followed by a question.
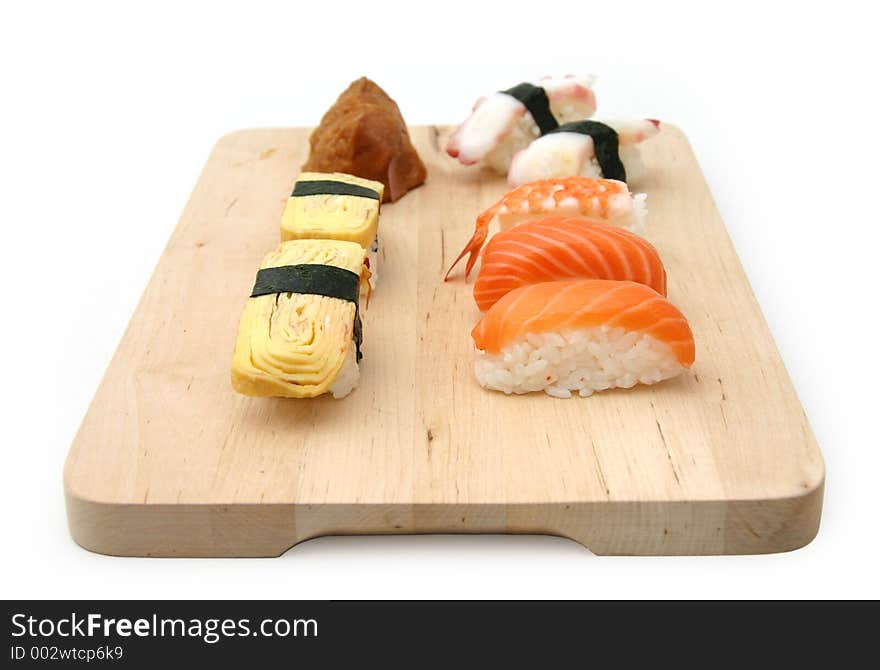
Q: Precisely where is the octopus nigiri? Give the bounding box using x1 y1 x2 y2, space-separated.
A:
446 76 597 174
445 177 646 280
507 119 661 187
473 217 667 311
472 279 695 398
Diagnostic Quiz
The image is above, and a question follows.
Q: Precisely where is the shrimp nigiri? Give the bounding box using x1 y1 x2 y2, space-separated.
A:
445 177 646 280
507 119 661 187
472 279 695 398
473 217 667 311
446 76 597 174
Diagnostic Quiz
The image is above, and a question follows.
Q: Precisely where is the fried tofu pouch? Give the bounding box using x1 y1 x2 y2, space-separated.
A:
301 77 427 203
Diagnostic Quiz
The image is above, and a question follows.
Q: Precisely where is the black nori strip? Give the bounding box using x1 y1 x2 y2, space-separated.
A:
292 179 380 201
251 264 364 361
250 264 360 300
547 121 626 182
501 83 559 135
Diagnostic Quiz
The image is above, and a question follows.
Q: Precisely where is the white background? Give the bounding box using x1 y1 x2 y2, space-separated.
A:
1 0 878 599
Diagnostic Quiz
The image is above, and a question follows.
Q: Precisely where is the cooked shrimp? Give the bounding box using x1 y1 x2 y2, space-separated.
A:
445 177 647 280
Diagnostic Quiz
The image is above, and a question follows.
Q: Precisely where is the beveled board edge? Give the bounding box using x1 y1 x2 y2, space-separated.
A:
66 481 823 557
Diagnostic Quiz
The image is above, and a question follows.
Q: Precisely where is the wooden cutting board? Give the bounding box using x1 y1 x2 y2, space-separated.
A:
63 125 824 556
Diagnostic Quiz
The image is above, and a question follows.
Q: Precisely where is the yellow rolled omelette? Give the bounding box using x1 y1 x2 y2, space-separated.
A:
280 172 384 248
231 239 368 399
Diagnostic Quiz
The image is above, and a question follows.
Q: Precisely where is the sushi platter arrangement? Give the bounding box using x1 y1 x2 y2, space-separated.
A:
64 76 824 557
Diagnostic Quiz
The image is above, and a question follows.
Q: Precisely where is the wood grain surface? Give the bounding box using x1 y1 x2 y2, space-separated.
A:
63 125 824 556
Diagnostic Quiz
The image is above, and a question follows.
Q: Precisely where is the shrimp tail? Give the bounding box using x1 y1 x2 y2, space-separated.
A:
444 207 497 281
361 264 373 309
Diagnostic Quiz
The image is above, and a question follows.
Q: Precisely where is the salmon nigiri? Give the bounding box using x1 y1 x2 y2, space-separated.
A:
445 177 646 280
471 279 694 398
473 216 667 311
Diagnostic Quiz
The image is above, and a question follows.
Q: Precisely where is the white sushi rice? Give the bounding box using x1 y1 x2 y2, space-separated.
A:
569 145 644 183
484 120 537 174
630 191 647 235
328 345 359 399
474 326 684 398
572 145 647 186
366 236 379 290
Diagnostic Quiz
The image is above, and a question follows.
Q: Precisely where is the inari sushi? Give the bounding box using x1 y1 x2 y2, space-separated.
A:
446 76 597 173
507 119 661 187
473 217 667 311
280 171 384 286
471 279 694 398
231 239 369 399
446 177 646 280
